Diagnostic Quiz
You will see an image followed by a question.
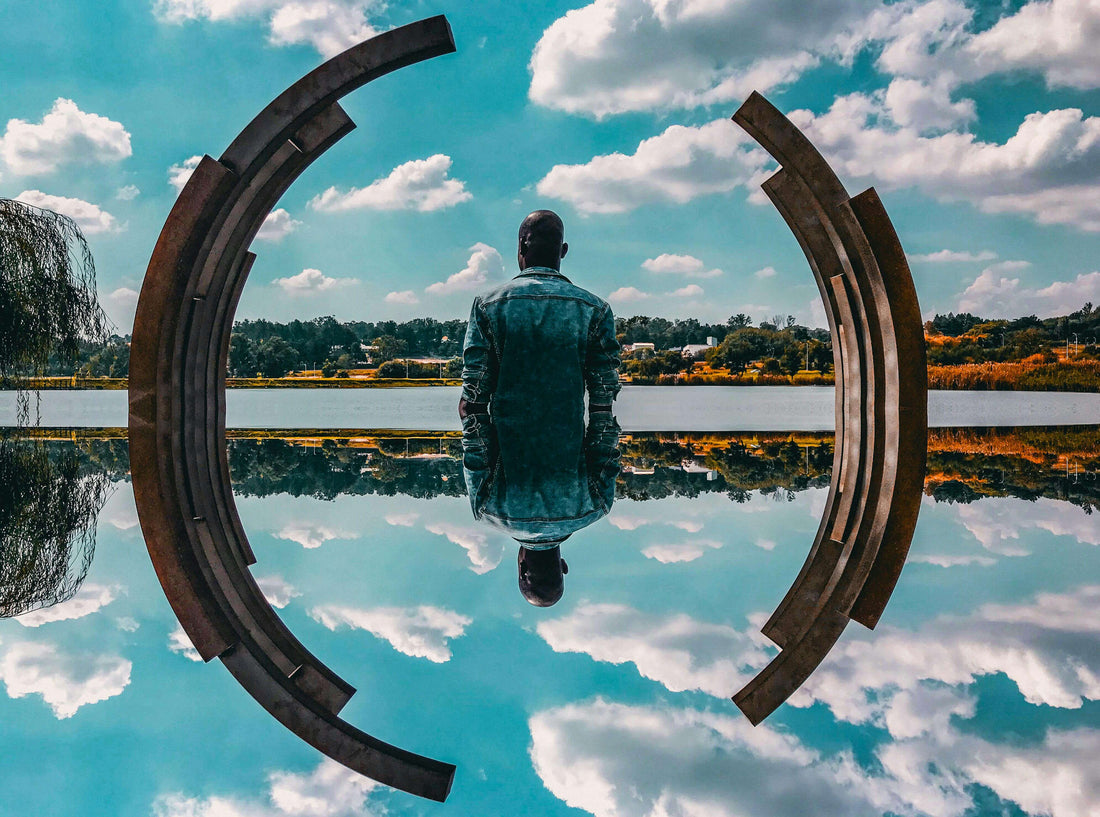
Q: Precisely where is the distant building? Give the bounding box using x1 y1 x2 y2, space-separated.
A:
681 337 717 358
623 342 655 354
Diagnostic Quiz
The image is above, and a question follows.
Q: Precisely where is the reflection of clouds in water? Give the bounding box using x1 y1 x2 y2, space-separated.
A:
425 521 504 574
538 603 770 697
908 553 997 567
798 585 1100 718
530 588 1100 817
383 512 419 527
955 497 1100 555
153 758 380 817
167 624 202 662
530 699 903 817
14 583 118 627
641 539 722 563
754 538 777 551
255 575 300 609
610 514 706 532
309 605 471 663
274 522 355 549
0 639 131 719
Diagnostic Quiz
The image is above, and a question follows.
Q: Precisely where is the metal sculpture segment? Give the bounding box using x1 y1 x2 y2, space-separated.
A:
730 92 928 725
128 17 457 801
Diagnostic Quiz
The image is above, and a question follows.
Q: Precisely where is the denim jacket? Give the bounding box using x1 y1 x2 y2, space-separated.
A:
462 410 621 546
460 267 621 418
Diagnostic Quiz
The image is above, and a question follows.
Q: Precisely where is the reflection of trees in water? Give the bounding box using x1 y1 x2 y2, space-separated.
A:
0 439 111 618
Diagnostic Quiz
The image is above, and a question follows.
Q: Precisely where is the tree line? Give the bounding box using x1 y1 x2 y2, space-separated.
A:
21 302 1100 381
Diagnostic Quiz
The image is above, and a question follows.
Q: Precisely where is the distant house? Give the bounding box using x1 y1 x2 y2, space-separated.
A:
622 342 655 354
681 337 717 358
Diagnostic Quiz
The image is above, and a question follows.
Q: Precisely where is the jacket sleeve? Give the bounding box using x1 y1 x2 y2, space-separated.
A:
584 411 621 513
461 296 498 404
585 303 621 405
461 413 497 519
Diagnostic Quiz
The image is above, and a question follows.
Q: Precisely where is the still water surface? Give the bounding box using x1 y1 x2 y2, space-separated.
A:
2 385 1099 428
0 420 1098 816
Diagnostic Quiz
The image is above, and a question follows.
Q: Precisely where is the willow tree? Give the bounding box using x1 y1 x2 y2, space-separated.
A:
0 198 111 617
0 197 109 423
0 438 111 618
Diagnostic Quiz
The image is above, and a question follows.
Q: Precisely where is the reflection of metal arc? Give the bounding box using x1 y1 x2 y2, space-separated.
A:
127 17 457 801
730 92 928 725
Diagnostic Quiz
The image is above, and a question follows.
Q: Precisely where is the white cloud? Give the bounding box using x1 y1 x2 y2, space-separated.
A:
115 184 140 201
310 154 471 213
792 95 1100 231
272 268 357 295
116 617 140 633
883 76 975 131
537 603 769 696
168 155 202 193
641 539 721 563
965 0 1100 90
754 266 778 279
537 119 767 214
255 576 300 609
15 584 117 627
154 758 380 817
607 286 650 303
528 0 885 117
425 521 504 574
670 284 704 298
908 553 997 567
155 0 383 59
107 287 139 328
958 268 1100 319
796 584 1100 725
255 208 301 242
168 624 203 662
267 0 378 58
384 290 419 305
908 249 997 263
641 253 723 278
425 243 504 296
14 190 119 235
956 497 1100 553
309 605 471 663
274 522 355 549
0 98 131 176
0 640 131 718
384 512 419 527
529 699 906 817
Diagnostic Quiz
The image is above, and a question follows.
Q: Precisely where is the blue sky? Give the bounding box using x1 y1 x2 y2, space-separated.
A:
1 0 1099 331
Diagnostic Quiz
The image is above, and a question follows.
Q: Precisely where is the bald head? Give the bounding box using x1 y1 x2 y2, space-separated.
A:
518 210 568 271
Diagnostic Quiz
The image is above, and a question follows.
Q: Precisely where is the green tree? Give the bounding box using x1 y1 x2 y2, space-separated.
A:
372 334 408 363
255 336 300 377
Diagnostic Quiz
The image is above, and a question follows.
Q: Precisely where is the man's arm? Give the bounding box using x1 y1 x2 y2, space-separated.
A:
460 296 498 415
585 302 621 411
584 410 621 513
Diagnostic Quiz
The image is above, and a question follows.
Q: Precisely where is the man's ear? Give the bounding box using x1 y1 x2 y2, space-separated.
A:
560 242 569 259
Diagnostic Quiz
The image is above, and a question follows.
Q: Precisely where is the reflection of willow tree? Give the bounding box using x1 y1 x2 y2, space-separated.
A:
0 198 109 422
0 438 111 618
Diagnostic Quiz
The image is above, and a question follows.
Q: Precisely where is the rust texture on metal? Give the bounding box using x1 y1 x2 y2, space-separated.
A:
730 91 928 726
128 16 457 801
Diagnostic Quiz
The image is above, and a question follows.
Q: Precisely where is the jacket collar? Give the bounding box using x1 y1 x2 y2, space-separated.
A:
517 265 571 282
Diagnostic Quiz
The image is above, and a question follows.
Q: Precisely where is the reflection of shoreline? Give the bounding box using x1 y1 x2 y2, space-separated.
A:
8 427 1095 509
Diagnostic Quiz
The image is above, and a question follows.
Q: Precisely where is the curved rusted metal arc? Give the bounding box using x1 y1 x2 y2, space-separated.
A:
729 91 927 724
129 17 457 801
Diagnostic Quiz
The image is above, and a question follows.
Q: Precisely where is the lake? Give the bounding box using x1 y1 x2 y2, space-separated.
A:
1 411 1098 816
2 385 1099 429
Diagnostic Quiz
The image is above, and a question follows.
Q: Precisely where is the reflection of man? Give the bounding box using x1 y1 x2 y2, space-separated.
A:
459 209 621 605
